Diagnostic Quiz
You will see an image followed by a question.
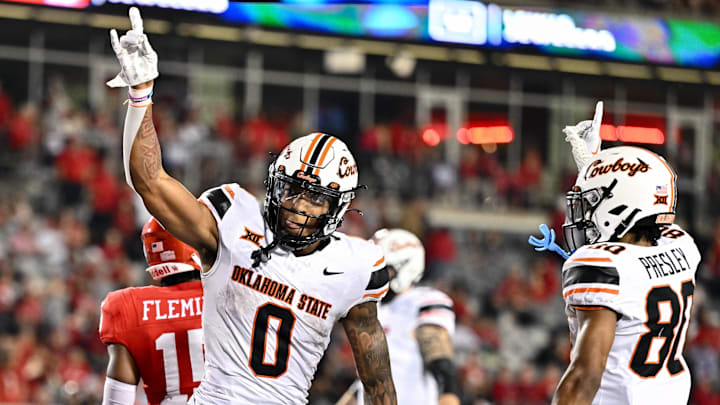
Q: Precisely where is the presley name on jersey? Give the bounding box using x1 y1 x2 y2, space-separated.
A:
359 287 455 405
99 281 205 404
562 224 701 405
191 183 388 404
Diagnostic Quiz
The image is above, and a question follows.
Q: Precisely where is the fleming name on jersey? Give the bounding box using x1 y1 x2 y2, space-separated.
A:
562 224 700 405
99 282 205 404
191 183 388 405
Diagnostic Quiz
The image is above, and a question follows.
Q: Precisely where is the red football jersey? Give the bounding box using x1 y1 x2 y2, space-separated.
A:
99 281 204 405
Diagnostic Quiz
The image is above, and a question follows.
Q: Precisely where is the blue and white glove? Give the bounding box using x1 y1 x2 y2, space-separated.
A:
528 224 571 260
107 7 159 88
563 101 603 171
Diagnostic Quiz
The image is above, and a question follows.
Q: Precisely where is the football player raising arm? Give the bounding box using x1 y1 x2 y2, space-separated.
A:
108 8 396 405
107 7 217 269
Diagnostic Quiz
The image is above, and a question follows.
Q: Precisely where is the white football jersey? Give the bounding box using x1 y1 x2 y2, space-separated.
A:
190 184 388 405
562 224 701 405
358 286 455 405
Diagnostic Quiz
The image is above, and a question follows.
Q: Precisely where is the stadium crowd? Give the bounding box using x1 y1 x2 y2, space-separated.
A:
0 77 719 405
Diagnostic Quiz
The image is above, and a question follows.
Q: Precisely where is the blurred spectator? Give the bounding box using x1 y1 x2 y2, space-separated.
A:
9 103 37 152
0 81 12 131
55 137 97 207
87 155 121 244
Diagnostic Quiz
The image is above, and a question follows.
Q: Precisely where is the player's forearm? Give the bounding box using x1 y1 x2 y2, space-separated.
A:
438 393 460 405
552 367 601 405
353 330 396 405
128 104 164 194
123 96 217 255
343 304 397 405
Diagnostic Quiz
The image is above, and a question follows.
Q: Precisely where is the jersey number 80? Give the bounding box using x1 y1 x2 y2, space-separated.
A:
629 280 694 378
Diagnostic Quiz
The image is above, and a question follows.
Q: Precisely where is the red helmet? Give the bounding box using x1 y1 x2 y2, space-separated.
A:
141 217 202 280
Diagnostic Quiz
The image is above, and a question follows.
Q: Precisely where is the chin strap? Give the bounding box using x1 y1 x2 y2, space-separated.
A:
251 239 279 268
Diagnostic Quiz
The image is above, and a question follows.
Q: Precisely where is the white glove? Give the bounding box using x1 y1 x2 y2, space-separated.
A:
107 7 159 88
563 101 603 171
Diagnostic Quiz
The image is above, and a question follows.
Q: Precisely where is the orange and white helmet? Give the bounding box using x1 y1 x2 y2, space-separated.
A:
264 132 361 249
142 217 202 280
563 146 677 250
371 228 425 294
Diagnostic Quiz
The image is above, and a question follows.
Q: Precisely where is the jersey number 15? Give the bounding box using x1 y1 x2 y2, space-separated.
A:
156 329 204 397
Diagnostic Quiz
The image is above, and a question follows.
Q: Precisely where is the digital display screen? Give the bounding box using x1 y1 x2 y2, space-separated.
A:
221 1 720 68
2 0 90 8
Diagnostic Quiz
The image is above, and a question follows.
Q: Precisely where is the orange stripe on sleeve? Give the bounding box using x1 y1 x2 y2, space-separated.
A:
372 257 385 267
570 257 613 263
223 185 235 199
313 137 337 175
363 286 389 299
563 287 619 298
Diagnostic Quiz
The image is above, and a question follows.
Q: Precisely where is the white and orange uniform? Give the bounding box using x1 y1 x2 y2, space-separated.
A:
562 224 701 405
359 287 455 405
190 183 388 405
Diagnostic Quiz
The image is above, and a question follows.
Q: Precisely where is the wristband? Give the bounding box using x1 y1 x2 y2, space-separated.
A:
128 86 153 106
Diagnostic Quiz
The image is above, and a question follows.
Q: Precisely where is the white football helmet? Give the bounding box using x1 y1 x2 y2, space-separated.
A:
264 132 361 250
563 146 677 251
371 228 425 294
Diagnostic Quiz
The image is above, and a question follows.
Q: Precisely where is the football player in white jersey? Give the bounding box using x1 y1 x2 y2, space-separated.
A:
549 104 701 405
341 229 460 405
107 8 396 405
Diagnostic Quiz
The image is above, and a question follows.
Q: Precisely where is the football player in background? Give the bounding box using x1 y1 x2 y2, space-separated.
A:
107 8 396 405
100 217 204 405
339 229 460 405
548 104 701 404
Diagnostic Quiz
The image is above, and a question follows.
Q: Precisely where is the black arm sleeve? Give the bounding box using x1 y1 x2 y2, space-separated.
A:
426 358 460 396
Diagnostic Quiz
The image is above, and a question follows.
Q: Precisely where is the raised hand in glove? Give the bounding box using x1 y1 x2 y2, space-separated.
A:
107 7 158 88
563 101 603 171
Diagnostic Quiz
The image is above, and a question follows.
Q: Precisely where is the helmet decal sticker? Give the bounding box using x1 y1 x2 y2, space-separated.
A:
654 185 669 205
585 157 650 180
338 156 357 179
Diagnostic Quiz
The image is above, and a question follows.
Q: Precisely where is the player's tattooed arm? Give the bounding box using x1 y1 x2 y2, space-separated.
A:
416 324 453 362
342 301 397 405
416 325 461 405
126 88 218 265
131 104 162 184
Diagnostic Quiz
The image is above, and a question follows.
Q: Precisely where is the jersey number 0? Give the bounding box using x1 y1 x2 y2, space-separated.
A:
250 303 296 377
630 280 694 378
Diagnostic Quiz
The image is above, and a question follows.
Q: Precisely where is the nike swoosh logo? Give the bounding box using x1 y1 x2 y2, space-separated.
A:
322 268 343 276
